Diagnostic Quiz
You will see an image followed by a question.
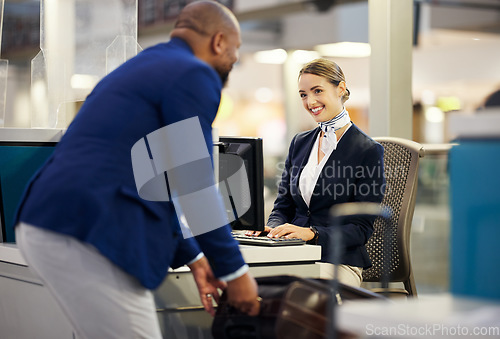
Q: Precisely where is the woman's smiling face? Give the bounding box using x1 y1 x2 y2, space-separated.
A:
298 73 346 123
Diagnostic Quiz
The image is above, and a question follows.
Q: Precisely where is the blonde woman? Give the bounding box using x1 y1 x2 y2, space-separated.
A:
250 58 385 287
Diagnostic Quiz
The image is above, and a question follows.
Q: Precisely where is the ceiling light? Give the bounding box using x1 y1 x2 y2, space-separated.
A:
254 49 287 64
291 50 320 64
255 87 274 103
315 42 371 58
425 106 444 123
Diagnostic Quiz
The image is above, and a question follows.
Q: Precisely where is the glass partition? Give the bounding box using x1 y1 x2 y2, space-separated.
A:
31 0 141 129
411 145 452 294
0 0 8 128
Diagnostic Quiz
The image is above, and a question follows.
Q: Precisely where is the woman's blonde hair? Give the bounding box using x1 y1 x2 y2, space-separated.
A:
298 58 350 104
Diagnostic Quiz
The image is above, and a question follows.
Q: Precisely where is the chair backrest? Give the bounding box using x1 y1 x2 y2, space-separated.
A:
362 137 424 295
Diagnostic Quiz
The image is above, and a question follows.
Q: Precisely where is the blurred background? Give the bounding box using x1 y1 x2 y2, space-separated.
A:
3 0 500 294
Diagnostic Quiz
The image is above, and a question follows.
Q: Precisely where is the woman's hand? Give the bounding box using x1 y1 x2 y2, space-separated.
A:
244 226 272 237
267 223 315 242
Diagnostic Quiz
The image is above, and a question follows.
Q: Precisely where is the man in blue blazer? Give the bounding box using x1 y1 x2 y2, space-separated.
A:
14 2 259 337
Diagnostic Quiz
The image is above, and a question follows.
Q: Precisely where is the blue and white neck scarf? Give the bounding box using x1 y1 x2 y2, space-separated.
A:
318 108 351 154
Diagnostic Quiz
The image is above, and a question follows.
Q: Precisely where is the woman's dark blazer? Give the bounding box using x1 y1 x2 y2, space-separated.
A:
267 124 385 269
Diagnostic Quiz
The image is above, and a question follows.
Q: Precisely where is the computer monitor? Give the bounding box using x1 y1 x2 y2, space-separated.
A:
0 142 57 243
217 137 265 232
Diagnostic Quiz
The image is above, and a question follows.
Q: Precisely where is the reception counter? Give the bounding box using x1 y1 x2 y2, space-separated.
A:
0 242 321 339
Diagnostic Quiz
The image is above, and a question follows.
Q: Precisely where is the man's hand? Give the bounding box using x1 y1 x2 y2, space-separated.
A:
188 256 226 316
225 272 260 316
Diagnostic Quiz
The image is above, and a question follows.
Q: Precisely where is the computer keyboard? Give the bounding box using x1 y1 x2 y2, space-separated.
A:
231 232 306 247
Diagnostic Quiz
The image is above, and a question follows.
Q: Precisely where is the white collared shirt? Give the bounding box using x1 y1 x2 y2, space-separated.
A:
299 124 351 206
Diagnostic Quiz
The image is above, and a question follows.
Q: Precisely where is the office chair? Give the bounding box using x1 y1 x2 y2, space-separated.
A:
362 137 425 297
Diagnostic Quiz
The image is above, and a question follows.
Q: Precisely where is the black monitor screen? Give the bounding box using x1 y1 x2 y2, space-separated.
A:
0 142 57 243
217 137 264 232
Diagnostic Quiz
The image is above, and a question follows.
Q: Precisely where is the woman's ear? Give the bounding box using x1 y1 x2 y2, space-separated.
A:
338 81 347 97
211 32 225 55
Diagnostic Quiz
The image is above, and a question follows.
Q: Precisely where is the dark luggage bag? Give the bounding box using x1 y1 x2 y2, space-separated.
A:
212 275 384 339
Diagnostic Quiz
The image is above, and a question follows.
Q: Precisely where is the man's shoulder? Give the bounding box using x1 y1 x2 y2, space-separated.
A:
142 39 196 64
137 39 219 84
